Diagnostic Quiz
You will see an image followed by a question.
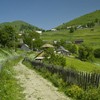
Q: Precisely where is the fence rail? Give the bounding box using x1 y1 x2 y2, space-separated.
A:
24 58 100 89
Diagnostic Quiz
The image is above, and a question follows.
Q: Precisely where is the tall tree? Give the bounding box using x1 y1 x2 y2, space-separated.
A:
0 26 17 48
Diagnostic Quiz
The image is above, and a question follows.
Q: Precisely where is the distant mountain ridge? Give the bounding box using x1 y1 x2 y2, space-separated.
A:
56 10 100 30
0 20 43 32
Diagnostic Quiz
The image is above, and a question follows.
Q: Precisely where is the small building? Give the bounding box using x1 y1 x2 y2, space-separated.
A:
21 44 30 51
34 51 45 62
57 46 71 56
74 39 84 44
67 26 71 29
36 31 42 35
51 28 57 31
41 43 54 48
35 57 44 61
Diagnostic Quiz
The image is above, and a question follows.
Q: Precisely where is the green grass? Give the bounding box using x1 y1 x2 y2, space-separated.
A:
41 26 100 49
0 57 25 100
65 57 100 73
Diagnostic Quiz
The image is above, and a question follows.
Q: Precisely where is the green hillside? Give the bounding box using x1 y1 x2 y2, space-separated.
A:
0 20 42 32
41 26 100 49
56 10 100 29
41 10 100 49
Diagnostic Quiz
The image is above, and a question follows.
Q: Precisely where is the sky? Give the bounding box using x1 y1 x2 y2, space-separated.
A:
0 0 100 30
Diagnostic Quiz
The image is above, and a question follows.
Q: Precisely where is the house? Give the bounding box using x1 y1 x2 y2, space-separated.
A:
57 46 71 56
74 39 84 44
41 43 54 48
67 26 71 29
36 31 42 35
34 51 45 61
51 28 57 31
35 57 44 61
21 44 30 51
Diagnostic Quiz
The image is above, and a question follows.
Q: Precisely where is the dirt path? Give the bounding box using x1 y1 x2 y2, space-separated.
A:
14 61 71 100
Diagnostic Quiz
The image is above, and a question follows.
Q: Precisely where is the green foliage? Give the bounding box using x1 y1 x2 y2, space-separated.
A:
44 48 66 67
78 44 94 61
32 39 44 50
69 27 74 33
94 48 100 58
65 44 78 54
65 85 100 100
82 87 100 100
23 31 43 49
0 26 17 48
87 22 95 28
65 85 84 99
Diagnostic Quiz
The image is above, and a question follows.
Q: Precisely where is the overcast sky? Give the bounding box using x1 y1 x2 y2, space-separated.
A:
0 0 100 30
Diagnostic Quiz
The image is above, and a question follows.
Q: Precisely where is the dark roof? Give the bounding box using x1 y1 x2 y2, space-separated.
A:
74 40 83 44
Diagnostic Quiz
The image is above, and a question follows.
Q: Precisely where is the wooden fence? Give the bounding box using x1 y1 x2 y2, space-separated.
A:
24 58 100 89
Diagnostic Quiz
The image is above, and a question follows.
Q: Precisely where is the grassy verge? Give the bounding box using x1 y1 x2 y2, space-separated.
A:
23 60 100 100
0 57 25 100
65 57 100 73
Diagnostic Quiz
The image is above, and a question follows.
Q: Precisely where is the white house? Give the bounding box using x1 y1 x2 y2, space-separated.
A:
36 31 42 35
51 28 57 31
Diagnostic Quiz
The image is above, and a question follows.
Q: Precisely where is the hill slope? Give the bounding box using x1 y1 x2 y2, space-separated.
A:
56 10 100 29
0 20 43 32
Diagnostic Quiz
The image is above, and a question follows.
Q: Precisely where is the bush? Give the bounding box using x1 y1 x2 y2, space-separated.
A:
44 48 66 67
65 85 84 99
82 88 100 100
94 48 100 58
78 44 94 61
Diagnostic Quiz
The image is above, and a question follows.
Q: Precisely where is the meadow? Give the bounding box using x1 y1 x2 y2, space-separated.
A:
41 26 100 49
65 56 100 73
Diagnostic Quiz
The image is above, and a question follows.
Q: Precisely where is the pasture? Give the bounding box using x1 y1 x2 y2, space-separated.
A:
41 26 100 49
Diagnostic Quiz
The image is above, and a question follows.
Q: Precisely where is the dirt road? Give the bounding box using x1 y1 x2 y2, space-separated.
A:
14 61 71 100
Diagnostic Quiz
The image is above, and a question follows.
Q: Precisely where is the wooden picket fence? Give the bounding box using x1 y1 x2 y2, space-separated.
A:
24 58 100 89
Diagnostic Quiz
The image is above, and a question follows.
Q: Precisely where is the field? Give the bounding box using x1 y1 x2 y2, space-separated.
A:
41 26 100 49
65 56 100 73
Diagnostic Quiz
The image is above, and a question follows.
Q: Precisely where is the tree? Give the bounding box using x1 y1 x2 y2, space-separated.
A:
69 27 74 33
32 39 44 50
23 31 43 50
0 26 17 48
44 48 66 67
78 44 94 61
87 22 95 28
94 48 100 58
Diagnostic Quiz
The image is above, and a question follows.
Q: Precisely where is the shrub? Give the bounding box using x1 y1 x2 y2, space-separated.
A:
65 85 84 99
44 48 66 67
78 44 94 61
82 88 100 100
94 48 100 58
